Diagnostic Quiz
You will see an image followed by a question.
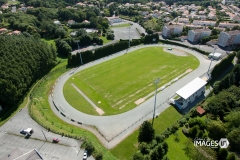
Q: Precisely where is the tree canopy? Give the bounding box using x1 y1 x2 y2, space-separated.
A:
138 121 155 143
0 34 57 108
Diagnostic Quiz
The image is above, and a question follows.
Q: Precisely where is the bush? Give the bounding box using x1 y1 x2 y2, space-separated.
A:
94 151 103 160
218 148 228 160
182 128 189 136
155 134 165 143
178 118 187 127
133 151 144 160
189 125 200 138
227 153 237 160
81 140 95 155
170 123 179 134
138 142 150 155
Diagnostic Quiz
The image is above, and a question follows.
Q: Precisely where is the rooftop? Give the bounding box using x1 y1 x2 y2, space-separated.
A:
176 77 207 100
225 30 240 35
193 28 211 33
196 106 206 115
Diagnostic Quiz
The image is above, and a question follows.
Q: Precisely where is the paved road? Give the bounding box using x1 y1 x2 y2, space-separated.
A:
0 108 94 160
50 44 219 149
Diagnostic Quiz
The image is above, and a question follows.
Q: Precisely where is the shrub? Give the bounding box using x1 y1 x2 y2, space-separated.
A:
133 151 144 160
178 118 187 127
81 140 95 155
218 148 228 160
155 134 165 143
182 127 189 136
189 125 200 138
138 142 150 155
171 123 179 134
94 151 103 160
149 140 158 149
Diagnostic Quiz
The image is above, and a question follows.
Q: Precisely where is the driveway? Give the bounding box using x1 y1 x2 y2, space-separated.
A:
0 108 94 160
50 44 219 149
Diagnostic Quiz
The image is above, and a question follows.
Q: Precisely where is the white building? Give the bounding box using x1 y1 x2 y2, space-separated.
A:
162 25 183 38
217 30 240 47
178 18 190 24
193 20 216 26
208 53 222 60
187 29 211 43
174 77 207 109
218 23 240 28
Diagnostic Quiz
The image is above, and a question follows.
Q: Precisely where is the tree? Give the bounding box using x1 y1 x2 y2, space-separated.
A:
189 125 200 138
138 121 155 143
76 28 87 37
55 28 67 38
207 121 226 140
138 142 150 155
218 148 228 160
227 128 240 151
133 152 144 160
224 111 240 129
227 153 237 160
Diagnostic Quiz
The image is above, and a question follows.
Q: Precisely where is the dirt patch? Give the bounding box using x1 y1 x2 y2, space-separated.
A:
134 98 145 105
185 69 193 73
163 48 189 56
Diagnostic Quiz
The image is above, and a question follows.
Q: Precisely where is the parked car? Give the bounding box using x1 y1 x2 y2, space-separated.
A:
20 128 34 136
52 138 60 143
83 150 87 160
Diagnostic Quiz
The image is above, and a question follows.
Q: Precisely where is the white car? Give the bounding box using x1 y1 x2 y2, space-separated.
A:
83 150 87 160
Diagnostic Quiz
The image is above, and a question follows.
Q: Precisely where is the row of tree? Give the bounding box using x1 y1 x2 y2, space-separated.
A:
67 34 160 66
0 34 57 109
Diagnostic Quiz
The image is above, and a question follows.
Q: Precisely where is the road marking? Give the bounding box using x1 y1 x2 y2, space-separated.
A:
73 147 78 153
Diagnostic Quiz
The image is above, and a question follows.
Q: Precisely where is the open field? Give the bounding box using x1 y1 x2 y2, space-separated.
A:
110 106 183 160
64 47 199 115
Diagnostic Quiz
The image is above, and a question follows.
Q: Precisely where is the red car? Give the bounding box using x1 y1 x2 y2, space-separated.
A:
53 138 60 143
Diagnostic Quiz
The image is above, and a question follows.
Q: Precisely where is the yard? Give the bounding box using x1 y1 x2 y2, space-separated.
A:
63 46 199 115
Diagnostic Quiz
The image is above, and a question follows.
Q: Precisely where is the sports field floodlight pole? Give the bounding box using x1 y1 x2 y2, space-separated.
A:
207 46 217 76
128 24 131 48
152 77 160 125
75 40 83 65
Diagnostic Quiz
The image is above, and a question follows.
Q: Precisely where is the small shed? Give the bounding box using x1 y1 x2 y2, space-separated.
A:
196 106 206 115
208 52 222 60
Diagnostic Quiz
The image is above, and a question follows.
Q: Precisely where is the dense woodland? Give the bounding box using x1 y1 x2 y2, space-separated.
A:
0 34 57 108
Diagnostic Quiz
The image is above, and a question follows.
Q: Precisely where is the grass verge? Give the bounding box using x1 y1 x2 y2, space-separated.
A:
165 128 190 160
64 47 199 115
110 106 182 160
100 36 112 44
29 60 117 160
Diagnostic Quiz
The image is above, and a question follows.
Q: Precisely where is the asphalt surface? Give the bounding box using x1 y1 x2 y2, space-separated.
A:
50 44 219 149
111 21 147 40
0 108 94 160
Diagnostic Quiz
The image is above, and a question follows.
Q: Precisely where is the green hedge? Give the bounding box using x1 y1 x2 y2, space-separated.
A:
68 39 142 66
211 52 236 80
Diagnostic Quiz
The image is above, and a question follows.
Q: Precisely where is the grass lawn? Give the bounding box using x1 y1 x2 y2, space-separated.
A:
110 106 183 160
64 47 199 115
100 36 112 44
41 38 56 50
110 23 131 28
29 59 117 160
165 128 190 160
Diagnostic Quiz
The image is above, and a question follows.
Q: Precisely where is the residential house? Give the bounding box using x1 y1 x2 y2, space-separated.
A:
193 20 216 26
218 22 240 28
217 30 240 47
53 20 61 25
186 24 203 29
178 18 190 24
0 28 7 34
1 4 9 10
68 20 75 25
82 20 90 23
208 13 217 20
108 17 123 24
187 29 211 43
12 30 21 35
11 6 16 13
162 25 183 38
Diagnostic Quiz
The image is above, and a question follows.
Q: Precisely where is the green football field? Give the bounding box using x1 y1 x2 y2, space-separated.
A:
63 47 199 115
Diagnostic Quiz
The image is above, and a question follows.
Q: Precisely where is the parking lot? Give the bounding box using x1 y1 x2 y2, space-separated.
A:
111 21 146 40
0 108 94 160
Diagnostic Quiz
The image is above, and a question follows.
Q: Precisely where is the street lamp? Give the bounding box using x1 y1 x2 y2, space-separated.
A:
207 46 217 76
128 24 131 48
75 40 83 65
152 77 160 125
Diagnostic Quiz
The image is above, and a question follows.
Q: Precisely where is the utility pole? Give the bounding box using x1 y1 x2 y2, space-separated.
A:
152 77 160 125
207 46 217 76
